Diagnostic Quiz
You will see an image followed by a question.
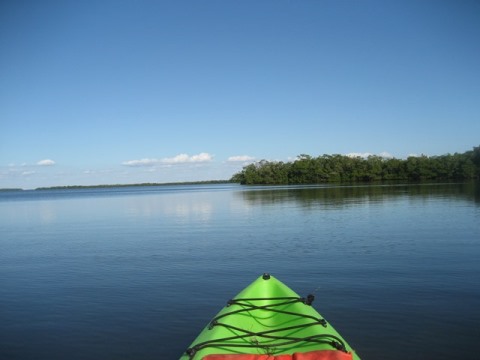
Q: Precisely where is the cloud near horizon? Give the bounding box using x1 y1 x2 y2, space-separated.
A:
346 152 393 159
122 153 213 167
37 159 56 166
122 158 158 167
227 155 256 162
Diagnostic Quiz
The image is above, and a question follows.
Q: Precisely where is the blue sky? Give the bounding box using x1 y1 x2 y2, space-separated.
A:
1 0 479 189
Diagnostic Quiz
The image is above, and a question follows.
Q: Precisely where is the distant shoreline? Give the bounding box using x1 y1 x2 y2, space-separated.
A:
0 180 235 192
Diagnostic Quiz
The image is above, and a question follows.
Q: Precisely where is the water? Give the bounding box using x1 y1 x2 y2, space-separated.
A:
1 182 479 360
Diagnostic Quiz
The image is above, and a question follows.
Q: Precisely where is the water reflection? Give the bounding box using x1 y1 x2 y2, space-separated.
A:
2 183 477 230
123 192 216 224
237 182 479 208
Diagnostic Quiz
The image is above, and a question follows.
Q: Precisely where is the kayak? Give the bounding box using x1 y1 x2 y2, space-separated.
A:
180 274 360 360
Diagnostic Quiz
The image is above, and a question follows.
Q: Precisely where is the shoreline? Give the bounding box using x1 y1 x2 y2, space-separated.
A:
0 180 234 192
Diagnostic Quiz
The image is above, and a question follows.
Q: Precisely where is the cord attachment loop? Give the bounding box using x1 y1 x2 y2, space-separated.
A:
304 294 315 306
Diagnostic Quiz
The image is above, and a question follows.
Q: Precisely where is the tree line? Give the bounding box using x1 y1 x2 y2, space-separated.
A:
35 180 231 191
231 146 480 185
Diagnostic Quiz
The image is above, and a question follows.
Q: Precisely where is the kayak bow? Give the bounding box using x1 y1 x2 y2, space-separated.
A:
180 274 360 360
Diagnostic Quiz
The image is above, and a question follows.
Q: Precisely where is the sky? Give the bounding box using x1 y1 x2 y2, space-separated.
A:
1 0 479 189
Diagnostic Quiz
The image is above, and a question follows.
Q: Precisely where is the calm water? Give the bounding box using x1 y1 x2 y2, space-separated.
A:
1 182 479 360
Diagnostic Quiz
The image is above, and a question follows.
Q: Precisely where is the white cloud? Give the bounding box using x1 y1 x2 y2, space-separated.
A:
162 153 213 164
37 159 56 166
122 158 158 167
162 154 190 164
346 152 394 159
122 153 213 167
22 171 36 176
378 151 394 159
346 152 373 158
189 152 213 163
227 155 255 162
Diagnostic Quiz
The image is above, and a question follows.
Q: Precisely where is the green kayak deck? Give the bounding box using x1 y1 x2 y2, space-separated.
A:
180 274 361 360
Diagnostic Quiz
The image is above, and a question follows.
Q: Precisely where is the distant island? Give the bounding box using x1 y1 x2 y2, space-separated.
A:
230 145 480 185
34 180 234 191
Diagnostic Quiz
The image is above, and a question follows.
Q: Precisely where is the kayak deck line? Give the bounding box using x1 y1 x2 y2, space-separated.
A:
181 274 360 360
186 296 348 359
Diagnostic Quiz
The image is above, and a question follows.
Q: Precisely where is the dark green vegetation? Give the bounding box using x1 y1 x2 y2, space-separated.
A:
35 180 232 191
231 146 480 185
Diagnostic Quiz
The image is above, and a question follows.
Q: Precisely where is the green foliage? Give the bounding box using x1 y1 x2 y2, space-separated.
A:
231 146 480 185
